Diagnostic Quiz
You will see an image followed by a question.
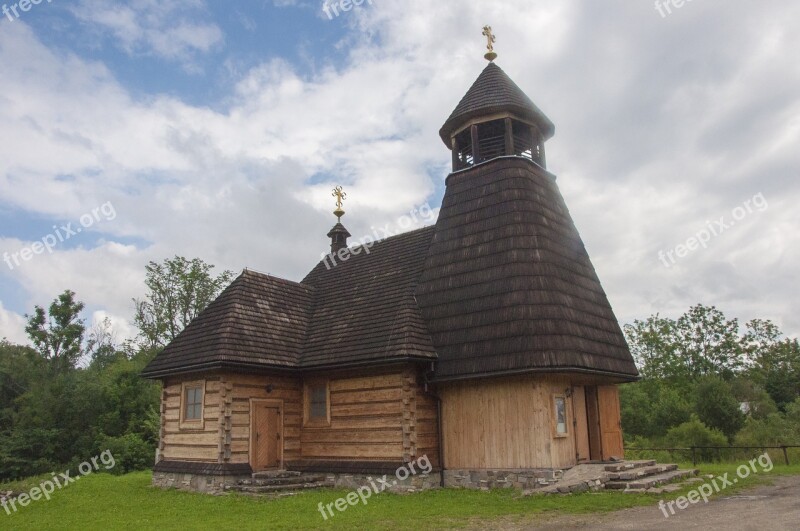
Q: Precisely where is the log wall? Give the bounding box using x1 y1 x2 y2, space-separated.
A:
158 366 441 468
161 377 222 462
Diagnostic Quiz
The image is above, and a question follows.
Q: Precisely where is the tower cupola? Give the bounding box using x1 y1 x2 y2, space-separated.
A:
439 29 555 172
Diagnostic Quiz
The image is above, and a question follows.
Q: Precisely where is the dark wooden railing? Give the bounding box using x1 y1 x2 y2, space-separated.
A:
625 445 800 466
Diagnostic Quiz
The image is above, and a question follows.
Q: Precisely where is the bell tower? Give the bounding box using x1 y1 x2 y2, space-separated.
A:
439 28 554 172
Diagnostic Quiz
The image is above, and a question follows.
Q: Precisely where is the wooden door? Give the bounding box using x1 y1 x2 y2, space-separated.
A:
251 401 282 471
585 386 603 461
572 386 590 462
598 386 624 461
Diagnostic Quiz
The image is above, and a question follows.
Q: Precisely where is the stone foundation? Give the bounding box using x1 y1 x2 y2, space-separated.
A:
152 465 563 494
327 471 442 493
151 468 441 495
152 471 249 494
443 468 563 490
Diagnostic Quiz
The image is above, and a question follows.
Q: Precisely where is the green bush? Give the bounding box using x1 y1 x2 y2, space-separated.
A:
96 433 155 475
665 416 728 461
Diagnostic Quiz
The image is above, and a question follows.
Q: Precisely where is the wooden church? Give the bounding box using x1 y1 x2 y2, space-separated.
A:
142 30 639 493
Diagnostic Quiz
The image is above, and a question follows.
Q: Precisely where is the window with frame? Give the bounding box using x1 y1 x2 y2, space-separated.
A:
304 381 330 427
553 395 568 436
180 381 205 429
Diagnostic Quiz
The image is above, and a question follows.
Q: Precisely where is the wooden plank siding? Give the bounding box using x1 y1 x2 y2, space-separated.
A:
300 371 407 462
598 385 625 460
158 367 441 468
416 379 441 469
226 374 302 465
440 375 580 469
161 377 222 462
572 385 591 462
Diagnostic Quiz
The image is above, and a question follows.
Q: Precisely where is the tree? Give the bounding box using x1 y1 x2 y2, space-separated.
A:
746 327 800 411
694 377 745 440
133 256 234 349
24 290 85 371
673 305 744 380
86 317 125 371
623 314 680 380
624 305 745 381
620 379 692 439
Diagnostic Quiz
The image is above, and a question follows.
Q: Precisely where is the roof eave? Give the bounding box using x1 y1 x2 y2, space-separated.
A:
427 366 641 385
140 354 438 380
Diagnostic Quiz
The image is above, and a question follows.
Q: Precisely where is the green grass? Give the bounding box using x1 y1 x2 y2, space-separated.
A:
2 464 799 530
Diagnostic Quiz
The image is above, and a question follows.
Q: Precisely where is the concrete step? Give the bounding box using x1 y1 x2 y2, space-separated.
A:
238 475 328 487
251 470 302 479
606 469 698 491
229 480 334 494
605 464 678 481
603 460 656 473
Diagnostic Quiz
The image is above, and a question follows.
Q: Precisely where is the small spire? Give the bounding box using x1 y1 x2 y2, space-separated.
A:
332 185 347 220
482 25 497 62
328 186 350 254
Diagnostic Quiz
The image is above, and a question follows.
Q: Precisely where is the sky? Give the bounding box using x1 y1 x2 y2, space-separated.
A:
1 0 798 346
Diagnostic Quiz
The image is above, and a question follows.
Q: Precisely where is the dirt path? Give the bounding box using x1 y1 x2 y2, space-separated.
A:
479 475 800 530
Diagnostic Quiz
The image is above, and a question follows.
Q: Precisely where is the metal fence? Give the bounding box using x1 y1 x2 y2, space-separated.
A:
624 445 800 466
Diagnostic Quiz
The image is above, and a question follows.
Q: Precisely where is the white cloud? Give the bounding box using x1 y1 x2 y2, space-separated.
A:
0 301 28 345
70 0 223 67
0 0 799 345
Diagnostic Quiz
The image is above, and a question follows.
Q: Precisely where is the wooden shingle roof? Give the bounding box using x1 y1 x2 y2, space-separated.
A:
143 63 637 382
142 229 438 378
439 62 555 146
415 157 638 381
140 270 314 378
301 227 438 368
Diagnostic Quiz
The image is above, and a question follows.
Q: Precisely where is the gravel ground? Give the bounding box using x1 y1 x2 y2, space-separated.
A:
471 475 800 530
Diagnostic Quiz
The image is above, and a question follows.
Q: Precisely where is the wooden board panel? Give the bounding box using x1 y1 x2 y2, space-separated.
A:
598 385 624 460
441 375 579 469
301 443 403 459
585 386 603 461
572 386 590 462
300 371 408 461
330 401 403 417
162 445 218 461
163 432 219 446
300 429 403 444
329 374 404 392
329 416 403 430
329 388 405 404
251 402 282 471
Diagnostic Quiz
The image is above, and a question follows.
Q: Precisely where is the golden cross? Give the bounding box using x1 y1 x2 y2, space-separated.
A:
482 25 497 61
332 186 346 211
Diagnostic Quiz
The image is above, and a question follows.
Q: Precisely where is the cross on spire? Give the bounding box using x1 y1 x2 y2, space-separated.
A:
332 185 346 220
482 25 497 62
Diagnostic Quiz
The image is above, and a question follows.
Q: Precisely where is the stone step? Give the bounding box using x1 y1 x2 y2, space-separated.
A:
229 481 334 494
606 469 698 491
251 470 302 479
603 460 656 473
238 475 328 487
605 464 678 481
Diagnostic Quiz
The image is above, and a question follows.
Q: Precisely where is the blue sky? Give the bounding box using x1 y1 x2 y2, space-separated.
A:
1 0 799 344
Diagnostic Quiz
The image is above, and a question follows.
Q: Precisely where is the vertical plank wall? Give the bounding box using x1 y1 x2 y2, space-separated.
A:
598 385 625 460
440 375 578 469
572 385 591 462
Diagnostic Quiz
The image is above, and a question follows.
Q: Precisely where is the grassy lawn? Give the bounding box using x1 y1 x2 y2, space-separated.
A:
2 464 799 530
